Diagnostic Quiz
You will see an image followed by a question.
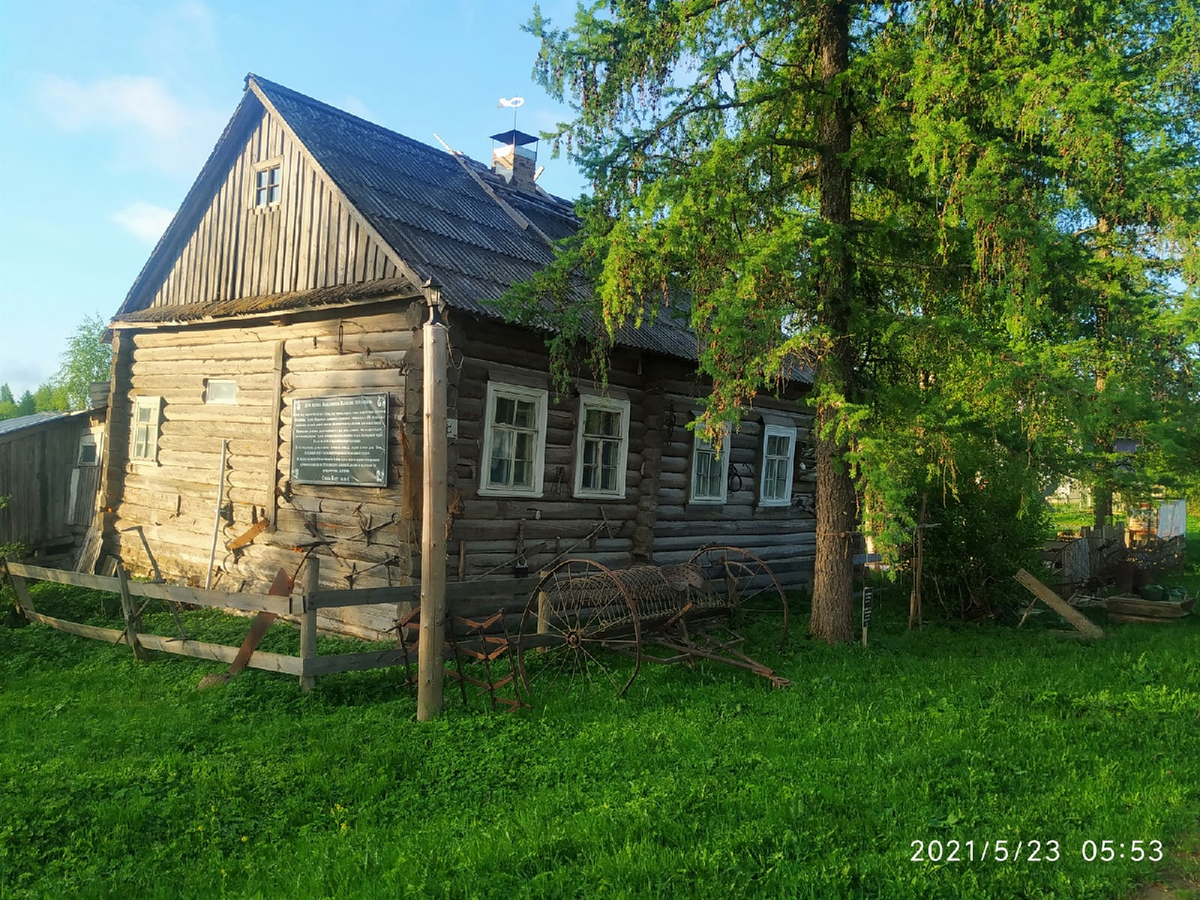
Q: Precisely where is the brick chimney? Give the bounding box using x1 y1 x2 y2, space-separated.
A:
490 129 540 193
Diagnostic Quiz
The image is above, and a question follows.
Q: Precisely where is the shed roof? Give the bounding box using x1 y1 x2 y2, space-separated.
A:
0 411 86 439
113 75 707 365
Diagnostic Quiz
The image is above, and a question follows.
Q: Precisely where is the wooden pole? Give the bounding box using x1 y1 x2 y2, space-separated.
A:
417 289 449 721
205 439 229 590
908 492 927 630
116 563 148 661
300 557 319 692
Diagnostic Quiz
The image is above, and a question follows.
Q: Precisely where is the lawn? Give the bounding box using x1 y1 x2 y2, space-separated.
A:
2 521 1198 899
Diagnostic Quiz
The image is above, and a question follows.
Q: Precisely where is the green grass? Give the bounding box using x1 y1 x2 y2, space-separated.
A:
3 542 1200 899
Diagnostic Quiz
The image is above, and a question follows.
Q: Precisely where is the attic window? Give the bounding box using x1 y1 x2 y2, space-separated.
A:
254 162 282 207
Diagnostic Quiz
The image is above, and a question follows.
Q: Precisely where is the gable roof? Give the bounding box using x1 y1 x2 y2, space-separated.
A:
113 74 701 363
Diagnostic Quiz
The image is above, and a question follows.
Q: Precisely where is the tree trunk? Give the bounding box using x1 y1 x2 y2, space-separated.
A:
809 0 857 644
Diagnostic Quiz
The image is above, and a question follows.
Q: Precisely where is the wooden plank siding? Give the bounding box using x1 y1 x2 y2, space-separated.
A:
105 307 418 641
0 414 95 556
148 109 398 310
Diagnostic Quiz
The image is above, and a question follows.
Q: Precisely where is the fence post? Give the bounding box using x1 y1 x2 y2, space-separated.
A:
116 563 149 661
3 561 35 619
300 557 319 692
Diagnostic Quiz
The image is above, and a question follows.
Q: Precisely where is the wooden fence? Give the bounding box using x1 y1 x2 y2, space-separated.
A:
4 560 540 692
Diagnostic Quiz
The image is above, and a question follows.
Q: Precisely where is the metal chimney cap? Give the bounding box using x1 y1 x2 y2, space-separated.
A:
489 129 539 146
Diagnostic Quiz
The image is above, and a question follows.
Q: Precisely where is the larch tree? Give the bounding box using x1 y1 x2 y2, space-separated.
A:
521 0 1199 641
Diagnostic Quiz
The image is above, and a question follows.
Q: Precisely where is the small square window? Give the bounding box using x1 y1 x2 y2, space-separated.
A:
759 424 796 506
77 433 99 467
574 396 630 499
480 383 548 497
254 163 282 207
204 379 238 404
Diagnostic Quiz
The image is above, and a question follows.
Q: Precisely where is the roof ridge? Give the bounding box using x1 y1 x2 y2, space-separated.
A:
248 74 482 172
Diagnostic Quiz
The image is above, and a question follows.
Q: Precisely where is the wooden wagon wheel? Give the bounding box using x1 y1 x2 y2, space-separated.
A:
517 559 642 697
688 546 790 647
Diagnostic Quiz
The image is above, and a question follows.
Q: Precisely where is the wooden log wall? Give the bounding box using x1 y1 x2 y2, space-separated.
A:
105 306 419 640
105 304 815 642
445 317 817 589
0 415 90 555
148 109 402 309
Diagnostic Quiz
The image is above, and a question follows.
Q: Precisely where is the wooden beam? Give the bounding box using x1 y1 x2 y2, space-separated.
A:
299 557 319 692
6 572 35 616
117 564 149 661
24 611 125 643
267 339 285 532
1013 569 1105 639
417 297 448 722
303 648 411 677
136 633 303 675
6 562 293 616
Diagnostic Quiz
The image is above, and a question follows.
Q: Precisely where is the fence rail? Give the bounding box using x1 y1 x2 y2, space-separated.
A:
3 561 529 690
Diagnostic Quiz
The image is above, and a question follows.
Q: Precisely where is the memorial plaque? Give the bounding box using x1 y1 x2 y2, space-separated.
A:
291 393 388 486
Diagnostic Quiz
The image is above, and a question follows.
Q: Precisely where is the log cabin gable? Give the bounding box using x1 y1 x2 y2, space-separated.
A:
118 82 422 317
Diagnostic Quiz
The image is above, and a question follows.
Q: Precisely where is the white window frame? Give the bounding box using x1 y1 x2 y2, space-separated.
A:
479 382 548 498
574 395 631 500
77 431 101 467
689 429 730 504
253 160 282 208
204 379 238 405
759 424 797 507
131 395 162 464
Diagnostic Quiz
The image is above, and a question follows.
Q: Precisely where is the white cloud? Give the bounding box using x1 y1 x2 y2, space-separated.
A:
112 202 176 244
36 74 225 174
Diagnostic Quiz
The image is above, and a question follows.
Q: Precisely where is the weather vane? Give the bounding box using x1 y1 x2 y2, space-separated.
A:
497 96 525 130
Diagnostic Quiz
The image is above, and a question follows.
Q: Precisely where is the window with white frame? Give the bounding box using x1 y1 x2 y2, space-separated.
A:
480 382 547 496
131 395 162 463
254 162 282 207
204 379 238 404
690 429 730 504
759 424 797 506
575 396 630 499
77 432 100 466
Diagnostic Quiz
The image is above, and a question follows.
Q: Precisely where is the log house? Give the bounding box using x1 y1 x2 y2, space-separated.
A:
100 75 816 638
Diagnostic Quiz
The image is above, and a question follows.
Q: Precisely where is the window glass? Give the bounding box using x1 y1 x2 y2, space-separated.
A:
204 380 238 404
131 396 161 462
255 164 282 207
760 424 796 505
481 384 547 496
691 433 728 503
575 397 629 498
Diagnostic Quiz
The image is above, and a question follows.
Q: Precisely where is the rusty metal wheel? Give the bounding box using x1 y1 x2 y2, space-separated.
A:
517 559 642 698
688 546 789 647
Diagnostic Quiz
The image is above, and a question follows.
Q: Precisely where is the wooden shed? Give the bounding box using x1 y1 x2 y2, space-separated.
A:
0 410 105 565
99 75 816 638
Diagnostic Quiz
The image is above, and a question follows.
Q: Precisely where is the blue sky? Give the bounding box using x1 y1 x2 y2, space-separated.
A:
0 0 588 398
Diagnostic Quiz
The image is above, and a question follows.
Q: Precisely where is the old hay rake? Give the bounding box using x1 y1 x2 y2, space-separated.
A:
516 546 791 698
